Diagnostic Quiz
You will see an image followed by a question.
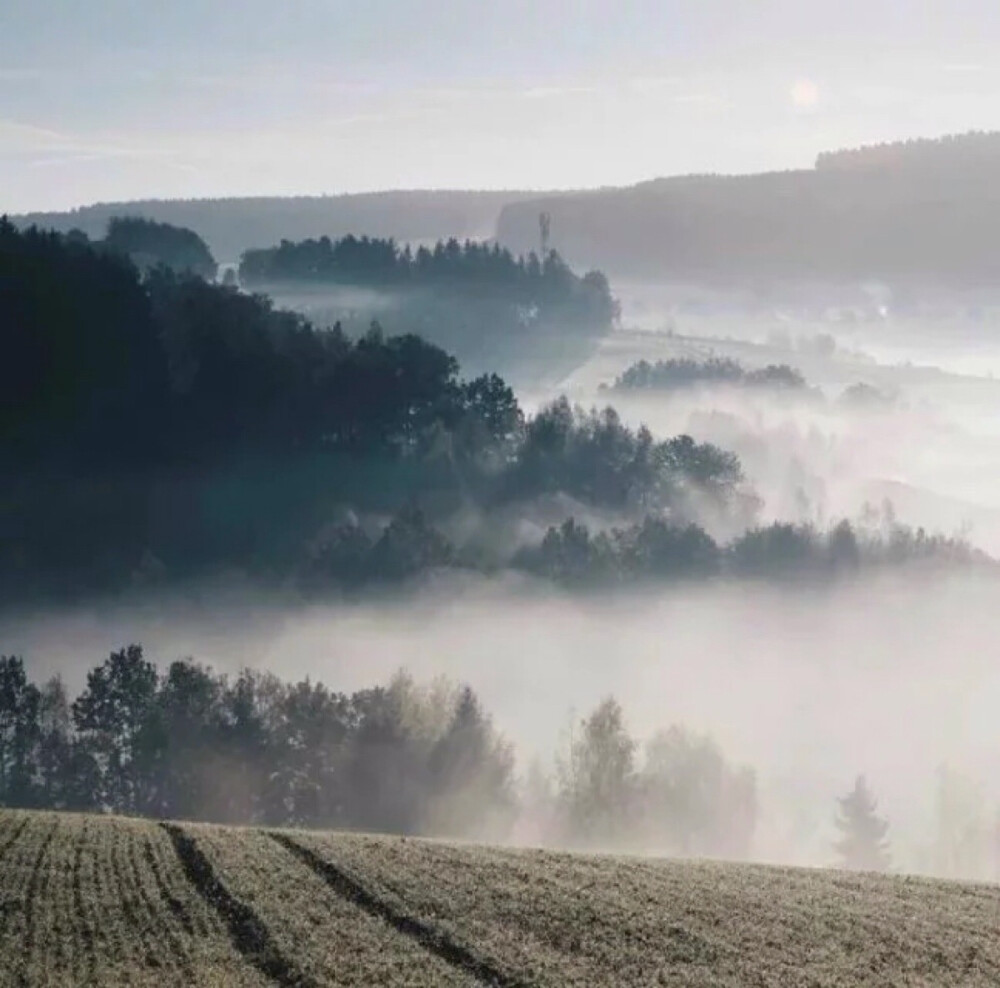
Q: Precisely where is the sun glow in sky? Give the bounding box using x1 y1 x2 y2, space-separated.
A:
790 78 820 108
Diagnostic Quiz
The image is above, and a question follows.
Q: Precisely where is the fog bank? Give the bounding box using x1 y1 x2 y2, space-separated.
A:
6 569 999 874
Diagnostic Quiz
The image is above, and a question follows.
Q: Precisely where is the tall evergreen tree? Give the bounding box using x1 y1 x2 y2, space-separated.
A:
0 656 41 806
834 775 891 872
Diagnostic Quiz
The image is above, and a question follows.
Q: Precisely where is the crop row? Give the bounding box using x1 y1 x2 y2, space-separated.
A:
0 811 266 987
182 822 479 987
290 830 1000 987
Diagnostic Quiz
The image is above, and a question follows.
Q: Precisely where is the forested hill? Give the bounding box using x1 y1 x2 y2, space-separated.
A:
495 131 1000 288
0 219 981 602
0 218 744 599
13 189 550 262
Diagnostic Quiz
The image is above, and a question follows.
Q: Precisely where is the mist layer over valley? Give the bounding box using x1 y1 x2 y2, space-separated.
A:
545 295 1000 556
5 213 1000 886
14 6 1000 982
5 568 1000 875
9 127 1000 891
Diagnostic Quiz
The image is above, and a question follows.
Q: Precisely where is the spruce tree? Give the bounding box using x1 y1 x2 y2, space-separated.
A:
834 775 891 872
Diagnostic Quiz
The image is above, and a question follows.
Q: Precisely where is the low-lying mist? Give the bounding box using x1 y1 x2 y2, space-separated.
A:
541 311 1000 555
7 567 1000 878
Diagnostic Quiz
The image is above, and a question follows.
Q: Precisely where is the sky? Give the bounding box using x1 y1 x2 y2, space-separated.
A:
3 0 1000 212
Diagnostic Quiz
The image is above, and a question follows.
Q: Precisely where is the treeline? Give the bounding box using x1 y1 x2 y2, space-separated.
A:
815 131 1000 175
0 649 755 856
544 697 755 856
299 510 979 594
6 646 999 873
239 235 619 356
240 234 611 306
608 357 899 411
608 357 808 393
0 648 516 837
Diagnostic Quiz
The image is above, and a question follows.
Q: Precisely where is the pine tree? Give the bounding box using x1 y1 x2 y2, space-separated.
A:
834 775 891 872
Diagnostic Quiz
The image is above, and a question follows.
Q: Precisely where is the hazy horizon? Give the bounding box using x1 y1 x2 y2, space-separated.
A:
5 0 1000 212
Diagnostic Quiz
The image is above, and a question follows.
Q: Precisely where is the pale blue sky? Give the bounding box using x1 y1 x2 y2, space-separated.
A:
3 1 999 210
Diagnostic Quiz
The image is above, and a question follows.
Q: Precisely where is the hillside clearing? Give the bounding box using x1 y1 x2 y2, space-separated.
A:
1 809 999 986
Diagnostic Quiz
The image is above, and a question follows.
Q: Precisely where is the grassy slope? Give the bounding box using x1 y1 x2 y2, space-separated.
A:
1 809 999 987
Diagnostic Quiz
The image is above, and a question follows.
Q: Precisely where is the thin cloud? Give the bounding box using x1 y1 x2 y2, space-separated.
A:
183 71 382 97
941 62 987 73
626 75 683 94
26 152 201 176
0 68 42 82
0 119 203 178
519 85 599 100
320 112 402 129
0 120 70 146
672 93 732 107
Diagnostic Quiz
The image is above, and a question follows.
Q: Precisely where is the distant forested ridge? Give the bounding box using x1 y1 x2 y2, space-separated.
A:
815 131 1000 174
19 130 1000 290
13 189 550 262
496 130 1000 288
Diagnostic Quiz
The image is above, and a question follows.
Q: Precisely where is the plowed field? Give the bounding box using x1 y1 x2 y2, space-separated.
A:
1 809 998 987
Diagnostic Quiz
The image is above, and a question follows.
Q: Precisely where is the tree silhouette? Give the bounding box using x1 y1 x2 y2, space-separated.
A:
105 216 217 279
0 656 41 806
639 726 756 858
72 645 159 813
834 775 891 872
558 696 636 843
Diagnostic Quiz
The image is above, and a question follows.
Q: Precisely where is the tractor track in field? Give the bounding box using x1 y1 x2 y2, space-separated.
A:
269 832 531 988
0 816 30 933
160 823 314 988
127 827 192 978
142 833 196 936
0 816 29 863
70 820 98 985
